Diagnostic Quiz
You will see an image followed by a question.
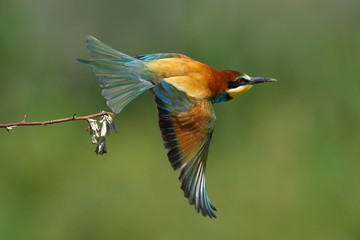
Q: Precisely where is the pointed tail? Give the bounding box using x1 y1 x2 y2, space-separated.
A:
78 36 156 114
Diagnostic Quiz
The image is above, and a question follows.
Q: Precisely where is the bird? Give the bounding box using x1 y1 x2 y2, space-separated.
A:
78 35 276 218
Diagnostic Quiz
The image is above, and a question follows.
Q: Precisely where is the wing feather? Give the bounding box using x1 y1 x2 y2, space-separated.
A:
154 80 217 218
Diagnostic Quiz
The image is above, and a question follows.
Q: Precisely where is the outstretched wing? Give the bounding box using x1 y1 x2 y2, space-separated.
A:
154 80 217 218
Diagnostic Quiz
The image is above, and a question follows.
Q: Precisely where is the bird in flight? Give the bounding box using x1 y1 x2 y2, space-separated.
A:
79 36 276 218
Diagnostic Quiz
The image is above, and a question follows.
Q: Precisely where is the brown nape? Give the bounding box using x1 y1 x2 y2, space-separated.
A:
208 70 240 96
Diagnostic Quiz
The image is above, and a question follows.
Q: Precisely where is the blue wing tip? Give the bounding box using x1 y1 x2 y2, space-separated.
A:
202 204 217 218
77 58 89 65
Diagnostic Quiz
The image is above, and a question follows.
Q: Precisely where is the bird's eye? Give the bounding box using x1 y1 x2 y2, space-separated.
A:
228 77 249 89
239 77 250 85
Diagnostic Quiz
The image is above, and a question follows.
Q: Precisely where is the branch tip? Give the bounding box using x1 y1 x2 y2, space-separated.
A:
107 112 115 118
0 111 115 129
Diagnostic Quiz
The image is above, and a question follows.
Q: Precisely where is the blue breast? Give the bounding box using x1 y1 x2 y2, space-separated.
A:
210 92 231 104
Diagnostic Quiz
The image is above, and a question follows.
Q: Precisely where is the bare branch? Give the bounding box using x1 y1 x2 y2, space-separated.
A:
0 111 114 129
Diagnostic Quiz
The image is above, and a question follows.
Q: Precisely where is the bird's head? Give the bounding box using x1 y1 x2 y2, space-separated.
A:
226 72 277 99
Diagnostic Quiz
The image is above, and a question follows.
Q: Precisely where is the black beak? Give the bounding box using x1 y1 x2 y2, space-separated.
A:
250 77 277 85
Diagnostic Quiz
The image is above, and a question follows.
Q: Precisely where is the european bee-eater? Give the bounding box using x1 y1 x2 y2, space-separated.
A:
79 36 276 218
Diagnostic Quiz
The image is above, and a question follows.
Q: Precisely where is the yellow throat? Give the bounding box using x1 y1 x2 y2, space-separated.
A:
227 85 253 98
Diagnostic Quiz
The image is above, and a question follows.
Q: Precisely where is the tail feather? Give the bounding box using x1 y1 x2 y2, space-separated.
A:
102 77 153 113
78 36 156 113
85 35 134 62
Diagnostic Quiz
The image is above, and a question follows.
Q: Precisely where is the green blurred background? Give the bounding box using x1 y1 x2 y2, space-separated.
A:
1 0 360 239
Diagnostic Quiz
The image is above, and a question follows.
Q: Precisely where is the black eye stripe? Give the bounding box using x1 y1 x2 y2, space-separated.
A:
228 77 249 88
228 80 240 88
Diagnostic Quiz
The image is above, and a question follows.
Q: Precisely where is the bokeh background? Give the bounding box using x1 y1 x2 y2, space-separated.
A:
1 0 360 239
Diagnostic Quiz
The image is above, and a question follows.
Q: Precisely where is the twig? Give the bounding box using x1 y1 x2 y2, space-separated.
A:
0 111 114 130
